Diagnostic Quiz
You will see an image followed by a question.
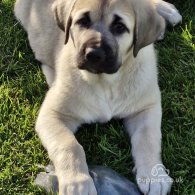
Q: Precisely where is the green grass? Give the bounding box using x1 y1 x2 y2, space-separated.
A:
0 0 194 194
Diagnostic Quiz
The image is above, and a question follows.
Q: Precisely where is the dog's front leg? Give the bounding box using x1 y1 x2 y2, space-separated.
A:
124 103 172 195
35 97 97 195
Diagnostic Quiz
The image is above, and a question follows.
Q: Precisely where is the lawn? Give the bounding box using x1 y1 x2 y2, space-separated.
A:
0 0 194 194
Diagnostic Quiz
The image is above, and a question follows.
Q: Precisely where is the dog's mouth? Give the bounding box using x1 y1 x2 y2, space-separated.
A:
78 62 120 74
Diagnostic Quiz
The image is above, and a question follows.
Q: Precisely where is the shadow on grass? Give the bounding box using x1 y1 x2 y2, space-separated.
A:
0 2 48 104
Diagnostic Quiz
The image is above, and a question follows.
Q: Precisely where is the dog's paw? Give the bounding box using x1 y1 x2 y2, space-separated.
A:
135 164 173 195
58 172 97 195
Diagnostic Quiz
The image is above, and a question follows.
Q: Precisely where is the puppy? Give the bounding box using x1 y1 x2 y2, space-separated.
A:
14 0 180 194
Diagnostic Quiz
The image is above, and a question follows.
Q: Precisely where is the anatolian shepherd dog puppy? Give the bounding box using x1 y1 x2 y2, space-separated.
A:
14 0 181 194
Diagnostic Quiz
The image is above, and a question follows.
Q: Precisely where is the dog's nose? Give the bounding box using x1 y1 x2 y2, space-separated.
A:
85 48 105 63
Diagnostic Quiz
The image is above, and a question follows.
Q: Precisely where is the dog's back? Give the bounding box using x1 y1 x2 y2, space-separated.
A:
14 0 63 67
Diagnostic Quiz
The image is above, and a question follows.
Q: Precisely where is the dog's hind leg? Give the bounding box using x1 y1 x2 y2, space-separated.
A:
41 64 55 87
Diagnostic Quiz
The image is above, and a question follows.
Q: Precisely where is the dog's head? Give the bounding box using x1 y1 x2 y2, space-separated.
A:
53 0 165 74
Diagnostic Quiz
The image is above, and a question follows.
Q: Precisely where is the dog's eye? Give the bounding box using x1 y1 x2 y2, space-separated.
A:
76 14 91 28
111 22 128 35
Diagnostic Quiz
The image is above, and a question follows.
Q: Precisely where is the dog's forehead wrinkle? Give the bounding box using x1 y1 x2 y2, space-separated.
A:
92 23 109 36
75 0 105 11
74 0 115 21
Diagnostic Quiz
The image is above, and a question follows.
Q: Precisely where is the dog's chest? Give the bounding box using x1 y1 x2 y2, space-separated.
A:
77 64 154 123
81 79 139 123
102 85 136 119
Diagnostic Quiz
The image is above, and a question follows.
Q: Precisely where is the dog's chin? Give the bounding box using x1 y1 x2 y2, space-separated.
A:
78 65 120 74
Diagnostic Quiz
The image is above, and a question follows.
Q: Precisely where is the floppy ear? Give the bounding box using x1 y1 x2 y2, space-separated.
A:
133 0 165 57
52 0 77 44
